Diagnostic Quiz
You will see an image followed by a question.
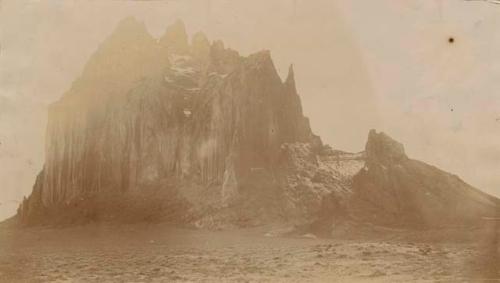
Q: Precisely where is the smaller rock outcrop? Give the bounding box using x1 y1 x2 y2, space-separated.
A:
365 129 407 164
350 130 500 228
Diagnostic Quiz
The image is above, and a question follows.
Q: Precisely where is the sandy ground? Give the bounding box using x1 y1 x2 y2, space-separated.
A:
0 223 498 282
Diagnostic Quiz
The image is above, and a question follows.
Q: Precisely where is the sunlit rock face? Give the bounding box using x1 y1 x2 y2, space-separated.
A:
18 18 499 229
18 18 322 226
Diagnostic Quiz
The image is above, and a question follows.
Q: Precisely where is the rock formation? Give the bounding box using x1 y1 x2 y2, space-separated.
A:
349 130 500 227
17 18 500 229
18 18 319 227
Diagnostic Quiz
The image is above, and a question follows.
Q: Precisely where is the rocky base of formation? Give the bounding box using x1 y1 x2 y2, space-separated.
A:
15 18 500 230
18 130 500 230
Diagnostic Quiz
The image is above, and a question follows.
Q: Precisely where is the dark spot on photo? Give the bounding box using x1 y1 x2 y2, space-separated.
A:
448 37 455 44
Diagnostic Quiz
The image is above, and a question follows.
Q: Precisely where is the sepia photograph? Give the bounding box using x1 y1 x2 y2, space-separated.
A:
0 0 499 282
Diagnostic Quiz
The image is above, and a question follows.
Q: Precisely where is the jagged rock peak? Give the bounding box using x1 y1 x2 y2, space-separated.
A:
191 31 210 59
71 16 165 98
192 31 209 45
244 50 281 82
160 19 189 53
212 39 225 51
169 19 187 34
114 16 147 32
365 130 407 164
205 39 241 75
246 50 274 68
106 16 152 43
285 64 297 92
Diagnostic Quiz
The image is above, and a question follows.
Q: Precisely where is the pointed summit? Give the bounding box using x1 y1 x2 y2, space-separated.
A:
115 16 144 30
191 31 210 59
192 31 209 46
285 64 297 93
206 39 241 75
246 50 274 67
211 39 225 51
160 19 189 54
245 50 280 80
75 16 165 97
108 16 151 42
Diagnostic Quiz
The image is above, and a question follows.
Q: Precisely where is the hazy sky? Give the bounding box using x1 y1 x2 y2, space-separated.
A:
0 0 499 220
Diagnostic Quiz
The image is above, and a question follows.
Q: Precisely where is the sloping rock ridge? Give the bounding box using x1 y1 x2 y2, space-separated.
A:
349 130 500 228
17 18 499 229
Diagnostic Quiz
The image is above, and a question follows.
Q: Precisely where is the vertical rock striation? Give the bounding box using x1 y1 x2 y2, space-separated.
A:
18 18 499 229
18 18 319 226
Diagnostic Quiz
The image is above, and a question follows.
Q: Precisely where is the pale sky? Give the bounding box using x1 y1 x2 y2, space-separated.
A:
0 0 499 220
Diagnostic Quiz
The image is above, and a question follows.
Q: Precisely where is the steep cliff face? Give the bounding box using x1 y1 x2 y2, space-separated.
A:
18 18 320 226
349 130 500 227
18 18 499 229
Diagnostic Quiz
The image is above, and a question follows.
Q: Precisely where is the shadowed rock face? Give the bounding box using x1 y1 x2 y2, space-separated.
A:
17 18 499 229
18 18 320 227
